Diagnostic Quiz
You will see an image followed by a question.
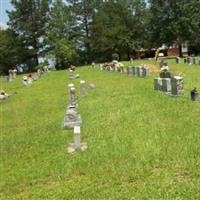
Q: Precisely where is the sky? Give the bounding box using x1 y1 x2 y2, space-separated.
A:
0 0 13 28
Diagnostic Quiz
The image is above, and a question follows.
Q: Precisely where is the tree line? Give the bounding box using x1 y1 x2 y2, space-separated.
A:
0 0 200 73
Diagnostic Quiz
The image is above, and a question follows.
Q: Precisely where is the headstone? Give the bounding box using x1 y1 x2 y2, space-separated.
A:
69 69 76 79
137 67 143 77
132 66 136 75
80 80 87 96
13 69 17 79
8 70 13 82
127 66 133 75
184 58 187 64
89 83 95 89
175 57 180 64
191 88 199 101
99 64 103 71
22 76 29 86
193 57 197 65
154 78 163 91
162 78 171 93
63 105 82 129
67 126 87 153
141 67 150 77
68 85 77 106
171 76 184 96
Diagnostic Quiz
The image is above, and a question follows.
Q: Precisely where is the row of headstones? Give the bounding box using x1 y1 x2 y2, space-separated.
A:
154 76 184 96
100 65 150 77
175 57 200 65
63 82 87 153
127 66 150 77
22 69 44 87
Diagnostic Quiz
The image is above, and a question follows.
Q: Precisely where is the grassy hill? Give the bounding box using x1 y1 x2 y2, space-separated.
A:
1 59 200 199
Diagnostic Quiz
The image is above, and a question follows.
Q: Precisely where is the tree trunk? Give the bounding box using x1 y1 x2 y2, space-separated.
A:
127 45 131 60
179 44 183 57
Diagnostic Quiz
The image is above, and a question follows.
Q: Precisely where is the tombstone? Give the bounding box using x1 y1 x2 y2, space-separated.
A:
162 78 171 93
186 57 190 64
171 76 184 96
160 69 171 78
184 58 187 64
22 76 29 86
132 66 136 75
127 66 133 75
141 67 150 77
189 57 193 65
175 57 180 64
32 73 38 81
68 84 77 106
8 70 13 82
154 78 162 91
69 69 76 79
89 83 95 89
92 62 95 68
67 126 87 153
99 64 103 71
191 88 199 101
80 80 87 96
63 105 82 129
13 69 17 79
137 67 143 77
193 57 197 65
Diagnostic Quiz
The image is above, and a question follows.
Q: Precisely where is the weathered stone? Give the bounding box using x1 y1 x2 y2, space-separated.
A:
154 78 162 91
171 76 184 96
162 78 171 93
175 57 180 64
127 66 133 75
63 106 82 129
80 80 87 96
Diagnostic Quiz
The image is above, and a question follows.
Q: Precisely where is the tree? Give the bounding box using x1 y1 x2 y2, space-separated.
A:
7 0 51 70
90 0 148 61
0 29 26 75
47 0 78 69
149 0 200 56
66 0 103 63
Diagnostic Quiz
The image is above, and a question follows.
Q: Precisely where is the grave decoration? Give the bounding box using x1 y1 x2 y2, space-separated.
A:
191 88 199 101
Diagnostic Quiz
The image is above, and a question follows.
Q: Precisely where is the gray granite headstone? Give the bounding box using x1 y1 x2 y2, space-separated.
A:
162 78 171 93
154 78 162 91
63 105 82 129
80 80 87 96
171 76 184 96
127 66 133 75
175 57 180 64
132 66 136 75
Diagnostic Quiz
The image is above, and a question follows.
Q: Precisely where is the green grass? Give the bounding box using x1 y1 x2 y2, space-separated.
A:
0 59 200 199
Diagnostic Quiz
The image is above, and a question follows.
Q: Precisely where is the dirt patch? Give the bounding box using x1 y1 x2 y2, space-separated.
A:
140 64 160 73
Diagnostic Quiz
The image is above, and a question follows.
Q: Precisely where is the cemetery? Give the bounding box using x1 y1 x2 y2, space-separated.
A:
1 58 200 199
1 0 200 199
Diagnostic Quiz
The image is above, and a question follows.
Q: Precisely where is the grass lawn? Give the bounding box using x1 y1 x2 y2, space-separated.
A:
0 59 200 199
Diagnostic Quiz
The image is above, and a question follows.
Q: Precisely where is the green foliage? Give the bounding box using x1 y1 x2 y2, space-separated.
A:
149 0 200 48
8 0 51 68
1 59 200 199
54 39 78 69
0 30 25 75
